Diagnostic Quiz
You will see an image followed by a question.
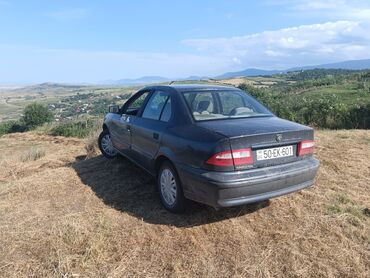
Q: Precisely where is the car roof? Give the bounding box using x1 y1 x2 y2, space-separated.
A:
142 84 239 93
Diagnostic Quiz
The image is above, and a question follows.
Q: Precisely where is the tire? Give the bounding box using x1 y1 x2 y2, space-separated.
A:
157 161 186 213
98 129 118 159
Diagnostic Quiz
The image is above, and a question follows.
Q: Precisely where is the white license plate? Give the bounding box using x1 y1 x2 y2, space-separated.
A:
256 145 293 161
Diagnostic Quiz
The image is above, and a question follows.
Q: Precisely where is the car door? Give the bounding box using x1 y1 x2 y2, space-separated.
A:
109 91 151 156
129 90 172 171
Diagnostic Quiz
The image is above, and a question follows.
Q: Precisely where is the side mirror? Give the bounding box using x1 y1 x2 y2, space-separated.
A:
108 105 120 114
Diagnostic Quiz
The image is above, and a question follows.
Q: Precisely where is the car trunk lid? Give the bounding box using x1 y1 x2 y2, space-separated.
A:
197 117 314 170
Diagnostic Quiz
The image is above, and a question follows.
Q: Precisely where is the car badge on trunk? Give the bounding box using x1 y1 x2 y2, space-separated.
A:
276 134 283 142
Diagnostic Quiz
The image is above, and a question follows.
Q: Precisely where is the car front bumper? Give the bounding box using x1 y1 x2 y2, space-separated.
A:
176 157 320 208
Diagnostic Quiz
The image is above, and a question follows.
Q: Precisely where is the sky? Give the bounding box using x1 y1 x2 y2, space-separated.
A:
1 0 370 83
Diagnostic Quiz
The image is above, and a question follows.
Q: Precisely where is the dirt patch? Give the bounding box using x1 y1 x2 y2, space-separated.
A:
0 130 369 277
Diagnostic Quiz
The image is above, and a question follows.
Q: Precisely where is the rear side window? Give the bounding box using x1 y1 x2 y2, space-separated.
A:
142 91 170 120
182 90 272 121
160 98 171 122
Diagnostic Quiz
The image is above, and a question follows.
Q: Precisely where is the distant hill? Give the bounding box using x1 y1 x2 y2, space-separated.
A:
7 82 90 96
101 59 370 85
216 68 282 79
112 76 170 85
289 59 370 71
215 59 370 79
105 75 208 85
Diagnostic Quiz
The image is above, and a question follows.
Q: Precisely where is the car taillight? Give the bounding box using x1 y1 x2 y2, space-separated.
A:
298 140 314 156
206 148 253 167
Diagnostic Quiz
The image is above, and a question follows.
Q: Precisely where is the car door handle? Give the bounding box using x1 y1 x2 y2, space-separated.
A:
153 133 159 140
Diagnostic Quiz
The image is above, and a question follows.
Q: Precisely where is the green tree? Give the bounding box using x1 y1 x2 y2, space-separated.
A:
23 103 53 129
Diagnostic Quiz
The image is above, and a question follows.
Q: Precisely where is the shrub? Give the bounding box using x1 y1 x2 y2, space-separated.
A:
50 119 99 138
23 103 53 129
0 120 27 136
238 83 370 129
345 103 370 129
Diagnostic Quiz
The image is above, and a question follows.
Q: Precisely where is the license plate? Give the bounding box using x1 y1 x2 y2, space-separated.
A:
256 145 293 161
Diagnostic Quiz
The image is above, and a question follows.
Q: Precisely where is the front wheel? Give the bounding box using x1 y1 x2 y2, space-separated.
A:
158 161 186 213
98 129 118 159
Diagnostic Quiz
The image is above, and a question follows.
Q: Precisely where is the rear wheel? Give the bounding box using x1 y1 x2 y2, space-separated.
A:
98 129 118 159
158 161 186 213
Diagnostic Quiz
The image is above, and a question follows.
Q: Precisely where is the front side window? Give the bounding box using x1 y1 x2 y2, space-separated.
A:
183 90 272 121
124 91 150 115
142 91 170 120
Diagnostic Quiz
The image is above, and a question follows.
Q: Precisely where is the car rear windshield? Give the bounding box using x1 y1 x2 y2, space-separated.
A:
182 90 273 121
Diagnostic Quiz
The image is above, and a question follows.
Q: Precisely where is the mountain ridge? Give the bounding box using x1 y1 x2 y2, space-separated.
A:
10 59 370 86
106 59 370 85
217 59 370 79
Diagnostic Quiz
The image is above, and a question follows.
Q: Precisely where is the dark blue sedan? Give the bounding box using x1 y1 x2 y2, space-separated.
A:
99 85 319 212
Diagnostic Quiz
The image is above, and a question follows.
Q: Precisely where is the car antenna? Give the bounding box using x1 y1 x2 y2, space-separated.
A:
169 80 176 85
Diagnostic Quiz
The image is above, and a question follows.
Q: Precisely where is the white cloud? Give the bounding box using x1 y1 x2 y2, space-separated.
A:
183 20 370 70
232 57 242 65
47 8 88 21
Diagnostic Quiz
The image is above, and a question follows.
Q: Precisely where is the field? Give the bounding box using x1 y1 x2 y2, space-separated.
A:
0 83 137 121
0 130 369 277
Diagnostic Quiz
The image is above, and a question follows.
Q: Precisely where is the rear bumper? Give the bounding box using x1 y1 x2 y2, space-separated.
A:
176 157 319 208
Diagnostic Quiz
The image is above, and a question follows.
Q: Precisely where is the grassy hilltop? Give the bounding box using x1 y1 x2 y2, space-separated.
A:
0 130 369 277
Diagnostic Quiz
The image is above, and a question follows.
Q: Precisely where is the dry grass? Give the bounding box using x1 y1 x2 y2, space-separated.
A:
213 77 279 88
19 146 46 162
0 130 369 277
84 129 101 159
